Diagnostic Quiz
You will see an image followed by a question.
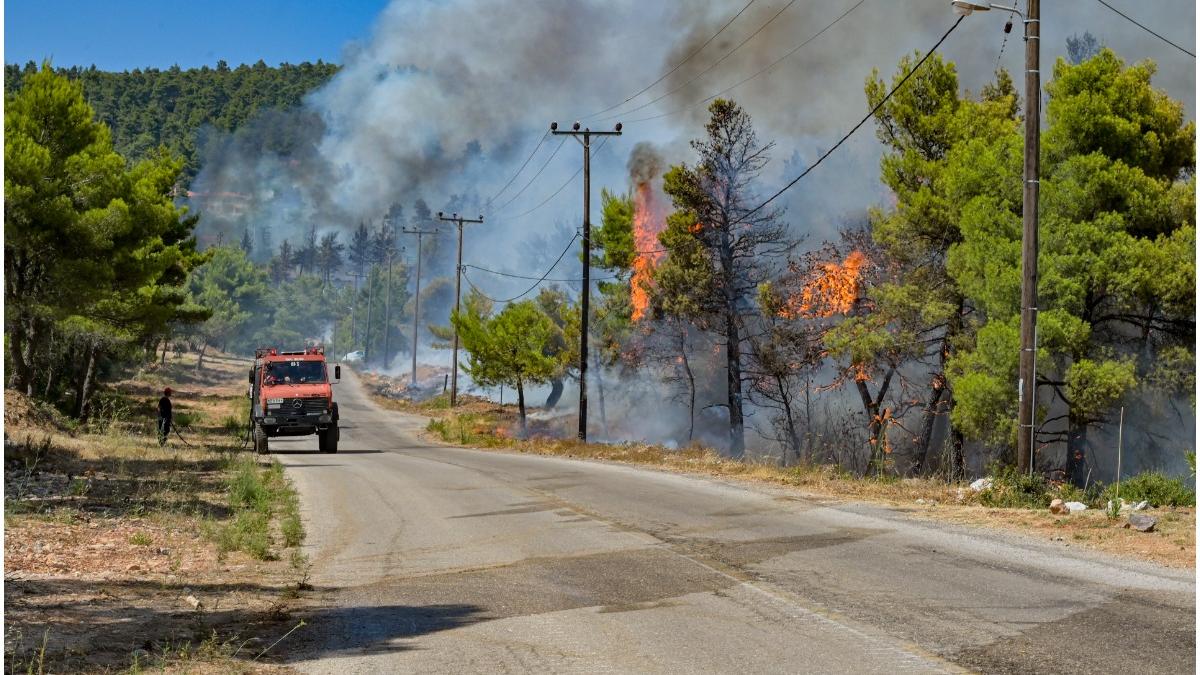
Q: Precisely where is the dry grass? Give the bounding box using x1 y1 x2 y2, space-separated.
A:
909 504 1196 568
364 373 1196 569
5 350 308 673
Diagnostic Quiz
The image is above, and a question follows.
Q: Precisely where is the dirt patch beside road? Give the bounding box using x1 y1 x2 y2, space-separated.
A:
4 352 313 673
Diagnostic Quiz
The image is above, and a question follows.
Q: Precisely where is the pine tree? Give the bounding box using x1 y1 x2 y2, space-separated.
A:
316 231 345 285
240 227 254 256
4 63 204 409
453 292 559 434
656 99 795 459
270 239 294 283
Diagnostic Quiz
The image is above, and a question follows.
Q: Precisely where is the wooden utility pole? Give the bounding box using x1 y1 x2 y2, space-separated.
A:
1017 0 1040 475
437 212 483 406
364 267 375 361
349 269 364 349
550 121 622 441
402 227 437 387
381 219 400 369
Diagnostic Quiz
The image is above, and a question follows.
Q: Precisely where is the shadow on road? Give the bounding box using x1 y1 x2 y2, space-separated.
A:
6 576 486 668
284 603 487 660
268 450 382 455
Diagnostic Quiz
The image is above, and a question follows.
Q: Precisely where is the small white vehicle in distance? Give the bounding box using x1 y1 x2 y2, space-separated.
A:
343 350 365 363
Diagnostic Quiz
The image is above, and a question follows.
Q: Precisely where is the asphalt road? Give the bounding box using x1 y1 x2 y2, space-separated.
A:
273 371 1195 674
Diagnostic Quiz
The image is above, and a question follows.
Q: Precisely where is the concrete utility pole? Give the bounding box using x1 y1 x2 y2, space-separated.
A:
437 212 484 407
950 0 1039 475
402 227 437 387
550 121 622 442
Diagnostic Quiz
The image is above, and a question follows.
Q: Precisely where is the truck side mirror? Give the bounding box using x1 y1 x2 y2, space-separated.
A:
334 365 342 380
248 368 254 384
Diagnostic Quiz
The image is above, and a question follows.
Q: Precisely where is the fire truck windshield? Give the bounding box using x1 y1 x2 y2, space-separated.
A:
263 361 326 385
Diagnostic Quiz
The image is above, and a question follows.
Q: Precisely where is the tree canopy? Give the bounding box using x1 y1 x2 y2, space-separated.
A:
4 59 339 181
5 63 205 412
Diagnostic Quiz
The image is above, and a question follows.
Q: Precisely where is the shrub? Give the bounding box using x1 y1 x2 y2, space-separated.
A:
208 458 304 560
214 510 272 560
979 464 1052 509
227 458 270 513
87 391 133 433
1102 472 1196 507
221 415 245 435
427 418 450 439
1054 481 1104 508
129 532 153 546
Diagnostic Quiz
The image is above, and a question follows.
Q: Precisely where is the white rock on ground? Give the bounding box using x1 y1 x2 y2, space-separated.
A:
969 477 993 491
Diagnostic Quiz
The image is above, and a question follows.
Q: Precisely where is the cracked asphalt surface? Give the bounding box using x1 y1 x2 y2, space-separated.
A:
272 371 1195 673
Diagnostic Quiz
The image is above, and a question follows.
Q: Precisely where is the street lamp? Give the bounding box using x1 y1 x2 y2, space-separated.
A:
953 0 1040 477
950 1 1021 16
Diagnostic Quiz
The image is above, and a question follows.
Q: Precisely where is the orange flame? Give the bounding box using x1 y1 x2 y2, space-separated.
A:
780 250 867 319
631 182 667 321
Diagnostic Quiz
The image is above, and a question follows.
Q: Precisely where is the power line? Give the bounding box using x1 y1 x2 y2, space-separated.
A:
736 15 965 225
463 263 621 283
1095 0 1195 58
501 138 611 220
595 0 799 123
492 137 568 213
581 0 758 120
487 131 550 205
628 0 867 124
994 13 1011 74
461 233 580 303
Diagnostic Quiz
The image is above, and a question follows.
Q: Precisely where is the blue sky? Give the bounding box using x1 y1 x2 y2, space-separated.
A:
4 0 390 70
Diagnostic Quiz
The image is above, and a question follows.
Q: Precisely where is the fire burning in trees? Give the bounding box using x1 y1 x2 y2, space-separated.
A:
780 250 867 319
631 181 667 321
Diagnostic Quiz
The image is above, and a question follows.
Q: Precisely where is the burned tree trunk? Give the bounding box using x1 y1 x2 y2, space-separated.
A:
855 366 895 476
516 379 527 437
912 374 947 475
725 323 746 459
777 373 801 466
594 350 609 441
912 299 964 476
720 234 746 459
544 378 564 408
682 343 696 442
1066 415 1090 487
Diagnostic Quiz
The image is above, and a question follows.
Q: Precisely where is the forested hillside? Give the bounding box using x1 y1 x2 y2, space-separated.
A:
3 59 339 179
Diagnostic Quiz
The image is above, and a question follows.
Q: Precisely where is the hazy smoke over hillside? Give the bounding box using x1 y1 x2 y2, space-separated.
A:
191 0 1195 250
187 0 1195 471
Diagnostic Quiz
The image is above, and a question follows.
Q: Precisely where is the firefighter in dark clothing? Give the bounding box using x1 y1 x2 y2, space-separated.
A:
157 387 173 446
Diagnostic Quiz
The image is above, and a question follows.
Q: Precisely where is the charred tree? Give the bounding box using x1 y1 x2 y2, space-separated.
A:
657 99 795 459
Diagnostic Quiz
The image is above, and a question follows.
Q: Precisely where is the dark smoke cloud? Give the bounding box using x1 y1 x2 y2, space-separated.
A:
190 0 1194 254
627 142 666 187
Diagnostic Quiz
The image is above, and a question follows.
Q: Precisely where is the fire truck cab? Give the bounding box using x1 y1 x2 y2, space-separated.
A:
249 345 340 454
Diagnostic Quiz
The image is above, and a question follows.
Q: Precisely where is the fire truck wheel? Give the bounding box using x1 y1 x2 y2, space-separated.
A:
254 423 269 455
319 427 338 454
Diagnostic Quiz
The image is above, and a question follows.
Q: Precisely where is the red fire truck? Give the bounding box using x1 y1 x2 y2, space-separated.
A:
249 346 340 454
